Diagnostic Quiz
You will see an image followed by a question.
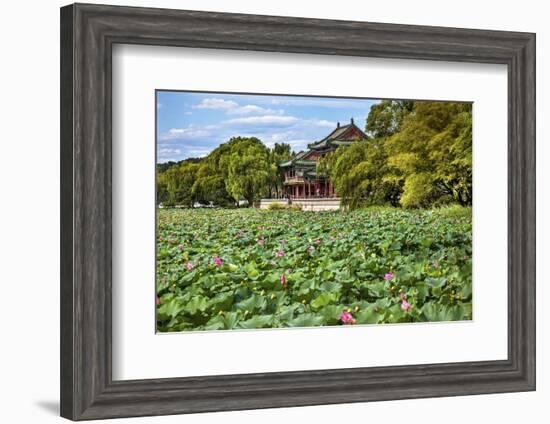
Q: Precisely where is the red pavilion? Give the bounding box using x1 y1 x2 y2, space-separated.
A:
279 118 367 199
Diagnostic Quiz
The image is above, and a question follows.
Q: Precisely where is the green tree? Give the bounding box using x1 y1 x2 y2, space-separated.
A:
191 141 235 206
366 100 413 138
158 162 199 207
192 169 233 207
268 143 292 197
318 100 472 210
318 140 400 209
221 137 271 205
385 101 472 207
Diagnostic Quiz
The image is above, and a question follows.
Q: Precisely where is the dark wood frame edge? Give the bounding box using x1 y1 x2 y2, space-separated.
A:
60 3 536 420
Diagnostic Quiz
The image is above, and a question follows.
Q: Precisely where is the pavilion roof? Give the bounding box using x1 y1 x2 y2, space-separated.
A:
279 158 316 168
308 120 367 150
278 120 367 169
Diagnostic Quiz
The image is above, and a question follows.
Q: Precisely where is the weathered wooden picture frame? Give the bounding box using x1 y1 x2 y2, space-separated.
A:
60 3 535 420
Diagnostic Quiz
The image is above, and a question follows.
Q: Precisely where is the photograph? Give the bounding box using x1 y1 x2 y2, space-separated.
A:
155 91 473 332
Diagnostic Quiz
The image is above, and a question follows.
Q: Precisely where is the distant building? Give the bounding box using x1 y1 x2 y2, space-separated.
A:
279 118 368 199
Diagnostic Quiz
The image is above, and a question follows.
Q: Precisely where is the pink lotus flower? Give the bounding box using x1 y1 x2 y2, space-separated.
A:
275 250 285 258
401 299 412 312
399 292 406 301
340 310 356 325
185 261 193 271
213 256 223 267
307 246 315 253
156 296 160 306
280 274 287 287
178 244 185 251
257 239 265 246
159 235 164 242
314 239 321 245
384 272 394 281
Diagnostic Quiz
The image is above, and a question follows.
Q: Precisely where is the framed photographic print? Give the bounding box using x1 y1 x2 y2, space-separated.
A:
60 3 536 420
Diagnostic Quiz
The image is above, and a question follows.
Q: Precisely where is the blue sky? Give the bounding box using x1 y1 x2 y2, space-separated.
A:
156 91 380 163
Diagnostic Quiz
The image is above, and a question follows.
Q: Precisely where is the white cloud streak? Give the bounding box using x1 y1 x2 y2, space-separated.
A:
193 98 282 116
193 98 238 110
223 115 299 126
158 126 212 141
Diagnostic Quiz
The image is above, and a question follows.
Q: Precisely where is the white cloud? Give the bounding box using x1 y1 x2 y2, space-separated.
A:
262 131 295 143
262 97 373 109
310 119 336 128
224 115 299 126
158 147 182 156
263 138 310 150
193 98 238 110
193 98 284 117
159 126 211 141
186 148 211 158
226 104 282 116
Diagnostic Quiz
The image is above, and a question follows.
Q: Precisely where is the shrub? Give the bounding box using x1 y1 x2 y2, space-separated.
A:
267 202 287 210
433 204 472 219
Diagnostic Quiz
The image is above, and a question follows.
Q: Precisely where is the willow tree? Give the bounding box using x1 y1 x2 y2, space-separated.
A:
157 161 199 207
221 137 271 205
191 142 234 206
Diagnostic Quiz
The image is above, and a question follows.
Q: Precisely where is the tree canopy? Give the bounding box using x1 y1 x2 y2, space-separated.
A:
157 137 291 207
157 161 200 207
319 100 472 209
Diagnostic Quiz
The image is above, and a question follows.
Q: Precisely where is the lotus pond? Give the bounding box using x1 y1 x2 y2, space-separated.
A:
156 207 472 332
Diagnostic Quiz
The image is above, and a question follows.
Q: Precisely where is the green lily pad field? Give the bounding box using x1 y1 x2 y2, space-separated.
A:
156 207 472 332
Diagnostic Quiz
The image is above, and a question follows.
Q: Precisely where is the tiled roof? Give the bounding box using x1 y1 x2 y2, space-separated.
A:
308 121 367 150
279 120 367 168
